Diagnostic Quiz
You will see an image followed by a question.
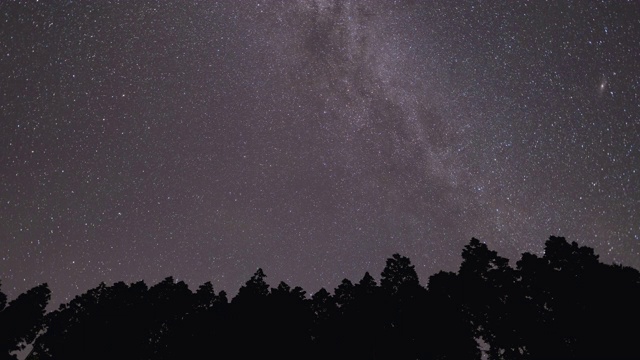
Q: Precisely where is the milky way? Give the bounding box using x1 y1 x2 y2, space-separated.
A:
1 0 639 305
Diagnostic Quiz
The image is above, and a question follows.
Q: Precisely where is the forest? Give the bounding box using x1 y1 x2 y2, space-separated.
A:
2 236 639 360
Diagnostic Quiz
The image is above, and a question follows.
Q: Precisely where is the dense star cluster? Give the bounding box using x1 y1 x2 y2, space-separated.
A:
1 1 639 305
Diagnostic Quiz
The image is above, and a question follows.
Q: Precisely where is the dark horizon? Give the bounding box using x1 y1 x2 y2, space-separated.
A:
3 236 640 360
4 233 640 307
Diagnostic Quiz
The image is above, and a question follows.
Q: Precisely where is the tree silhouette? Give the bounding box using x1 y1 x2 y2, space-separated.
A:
520 236 640 360
514 251 556 359
147 277 195 359
309 288 338 359
348 272 385 359
157 281 230 360
380 253 420 296
310 287 336 323
428 272 481 359
0 282 50 360
32 281 153 360
6 235 639 360
233 268 269 304
427 271 481 360
268 281 312 359
334 278 355 309
231 269 294 358
379 254 430 359
457 238 523 359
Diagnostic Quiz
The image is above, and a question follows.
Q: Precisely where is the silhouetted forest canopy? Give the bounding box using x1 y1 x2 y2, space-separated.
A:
3 236 640 360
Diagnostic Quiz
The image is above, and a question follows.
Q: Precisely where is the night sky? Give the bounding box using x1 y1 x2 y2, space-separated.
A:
2 0 639 306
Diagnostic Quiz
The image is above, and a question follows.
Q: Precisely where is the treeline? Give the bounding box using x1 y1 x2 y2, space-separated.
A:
2 236 640 360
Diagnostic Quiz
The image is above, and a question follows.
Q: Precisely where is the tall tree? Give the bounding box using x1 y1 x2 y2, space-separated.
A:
309 288 338 360
427 271 481 360
230 268 273 358
380 253 420 296
233 268 269 304
0 283 50 360
32 281 153 360
458 238 522 360
268 282 312 359
333 279 355 309
147 277 194 358
379 254 427 359
157 281 230 360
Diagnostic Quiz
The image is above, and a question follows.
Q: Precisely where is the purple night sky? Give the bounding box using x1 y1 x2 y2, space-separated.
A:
1 0 639 306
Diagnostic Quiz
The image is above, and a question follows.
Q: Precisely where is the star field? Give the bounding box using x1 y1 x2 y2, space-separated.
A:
1 0 639 305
